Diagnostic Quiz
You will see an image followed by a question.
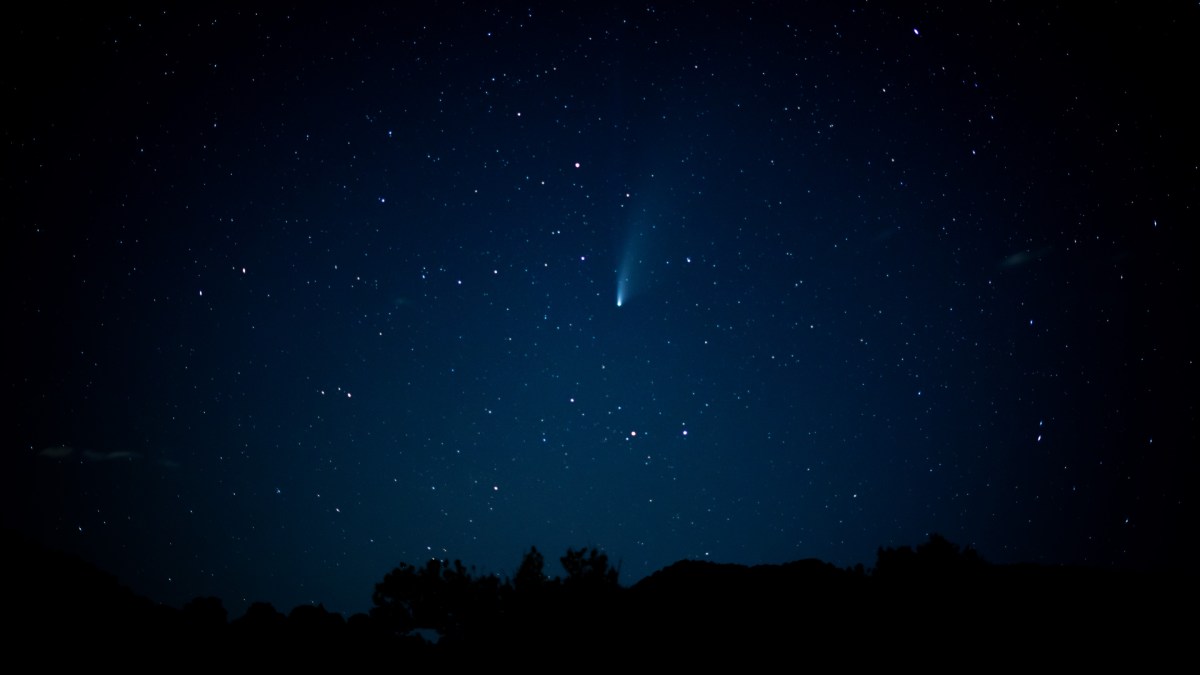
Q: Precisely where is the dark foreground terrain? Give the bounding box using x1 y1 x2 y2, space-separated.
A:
6 532 1183 665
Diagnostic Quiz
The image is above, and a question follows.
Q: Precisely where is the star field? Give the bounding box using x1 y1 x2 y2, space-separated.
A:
4 3 1194 616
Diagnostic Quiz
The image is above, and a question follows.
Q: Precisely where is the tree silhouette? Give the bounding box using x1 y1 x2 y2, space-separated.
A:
288 602 347 647
560 547 620 589
514 545 547 593
874 533 986 581
231 601 286 643
370 557 504 645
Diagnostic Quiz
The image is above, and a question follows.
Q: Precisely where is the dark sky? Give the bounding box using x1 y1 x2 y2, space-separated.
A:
5 2 1195 616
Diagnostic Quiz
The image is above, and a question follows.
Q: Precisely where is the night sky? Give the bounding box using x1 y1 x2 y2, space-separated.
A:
5 3 1195 617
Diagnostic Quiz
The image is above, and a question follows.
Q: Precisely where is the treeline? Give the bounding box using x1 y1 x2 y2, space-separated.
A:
5 533 1181 663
